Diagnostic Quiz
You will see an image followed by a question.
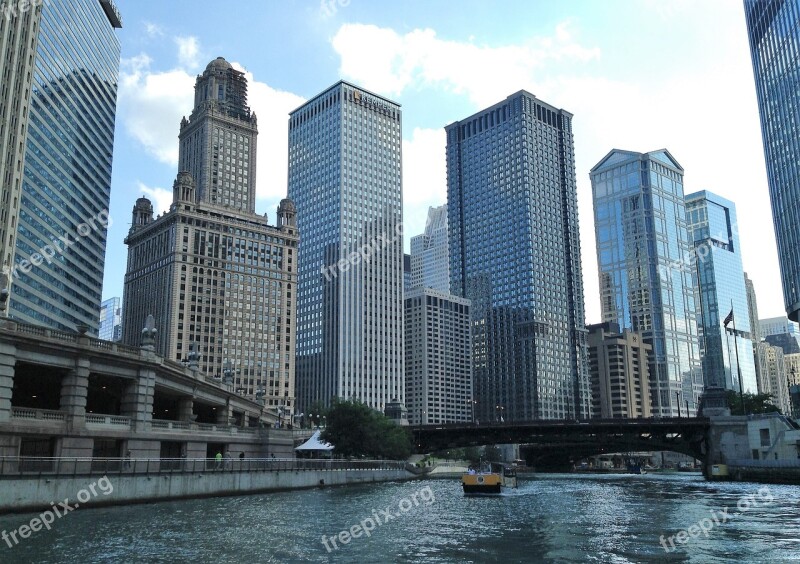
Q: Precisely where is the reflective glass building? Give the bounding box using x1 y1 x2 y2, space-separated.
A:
8 0 121 333
590 150 702 416
744 0 800 321
289 82 404 413
685 191 757 394
98 296 121 342
410 205 450 293
447 91 590 422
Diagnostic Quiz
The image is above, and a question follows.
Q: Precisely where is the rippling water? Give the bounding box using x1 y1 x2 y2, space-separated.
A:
1 473 799 563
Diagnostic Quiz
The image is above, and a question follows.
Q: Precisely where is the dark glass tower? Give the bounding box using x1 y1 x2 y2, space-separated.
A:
8 0 122 333
744 0 800 321
447 91 590 422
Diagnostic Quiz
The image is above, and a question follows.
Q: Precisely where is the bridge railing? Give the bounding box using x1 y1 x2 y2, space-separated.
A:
0 457 407 478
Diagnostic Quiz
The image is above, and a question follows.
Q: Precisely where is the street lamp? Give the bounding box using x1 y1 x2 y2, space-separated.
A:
495 405 504 422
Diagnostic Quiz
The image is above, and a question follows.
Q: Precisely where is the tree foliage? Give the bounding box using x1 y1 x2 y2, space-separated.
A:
320 399 412 460
725 390 781 416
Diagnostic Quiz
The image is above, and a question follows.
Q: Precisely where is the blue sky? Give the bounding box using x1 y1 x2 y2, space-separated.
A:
103 0 783 323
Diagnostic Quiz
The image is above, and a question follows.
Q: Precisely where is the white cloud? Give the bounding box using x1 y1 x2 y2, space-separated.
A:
332 22 600 108
138 182 172 215
175 36 201 70
402 127 447 244
118 53 194 165
144 21 164 38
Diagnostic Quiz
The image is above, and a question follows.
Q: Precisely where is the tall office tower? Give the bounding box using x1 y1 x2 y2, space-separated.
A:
745 273 768 394
744 0 800 322
745 273 761 343
123 58 298 413
760 316 800 343
288 82 404 412
403 253 412 295
757 341 791 413
405 288 472 425
410 205 450 293
99 297 122 342
587 322 652 419
590 149 702 416
447 91 590 422
1 0 122 333
685 191 757 394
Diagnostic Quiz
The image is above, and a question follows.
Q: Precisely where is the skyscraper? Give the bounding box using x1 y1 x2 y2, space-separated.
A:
744 0 800 321
590 149 701 416
288 82 404 412
1 0 122 333
123 58 298 413
447 91 590 422
745 272 768 395
685 191 757 393
410 205 450 293
99 297 122 342
405 288 472 425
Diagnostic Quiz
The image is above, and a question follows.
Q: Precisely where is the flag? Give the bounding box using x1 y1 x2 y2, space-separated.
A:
723 309 734 327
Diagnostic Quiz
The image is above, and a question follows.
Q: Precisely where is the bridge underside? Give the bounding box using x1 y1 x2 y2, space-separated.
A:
412 418 708 467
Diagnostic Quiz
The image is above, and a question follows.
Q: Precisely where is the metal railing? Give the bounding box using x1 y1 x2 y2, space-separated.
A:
0 457 407 478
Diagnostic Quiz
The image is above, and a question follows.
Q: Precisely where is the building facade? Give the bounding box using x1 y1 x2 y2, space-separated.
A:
760 316 800 345
99 297 122 342
757 341 792 414
590 149 702 416
123 58 298 414
404 288 472 425
745 272 768 395
288 82 404 413
1 0 122 334
744 0 800 321
410 205 450 293
587 322 652 419
685 191 757 393
447 91 590 422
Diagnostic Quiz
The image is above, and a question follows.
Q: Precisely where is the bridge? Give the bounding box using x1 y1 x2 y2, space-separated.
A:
410 418 710 469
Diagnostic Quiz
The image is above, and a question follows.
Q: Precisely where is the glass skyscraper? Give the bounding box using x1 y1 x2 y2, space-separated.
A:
289 82 404 413
590 149 702 416
685 191 757 394
447 91 590 422
6 0 121 334
744 0 800 321
410 205 450 293
99 297 122 342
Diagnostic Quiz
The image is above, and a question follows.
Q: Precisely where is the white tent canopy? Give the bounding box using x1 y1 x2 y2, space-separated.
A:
294 430 334 451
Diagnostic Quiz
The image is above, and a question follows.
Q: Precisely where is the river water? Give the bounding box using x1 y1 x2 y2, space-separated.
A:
1 472 799 563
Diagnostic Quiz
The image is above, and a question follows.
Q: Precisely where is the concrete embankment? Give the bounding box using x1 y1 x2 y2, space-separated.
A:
0 468 414 514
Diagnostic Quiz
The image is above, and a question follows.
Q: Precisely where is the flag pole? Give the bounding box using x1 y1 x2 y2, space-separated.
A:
730 300 746 415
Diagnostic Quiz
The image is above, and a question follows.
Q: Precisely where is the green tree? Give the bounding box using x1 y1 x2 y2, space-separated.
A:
306 400 328 428
321 399 412 459
725 390 781 415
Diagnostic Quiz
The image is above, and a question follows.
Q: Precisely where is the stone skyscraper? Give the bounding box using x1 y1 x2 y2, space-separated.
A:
447 91 590 422
744 0 800 321
0 0 122 333
591 149 702 416
685 191 757 394
123 58 298 415
289 82 404 412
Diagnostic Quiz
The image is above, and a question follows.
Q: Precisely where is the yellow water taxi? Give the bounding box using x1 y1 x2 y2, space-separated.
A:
462 462 517 495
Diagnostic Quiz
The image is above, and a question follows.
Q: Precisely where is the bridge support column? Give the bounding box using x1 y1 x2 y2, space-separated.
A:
60 358 89 427
178 397 194 422
121 366 156 431
0 341 16 423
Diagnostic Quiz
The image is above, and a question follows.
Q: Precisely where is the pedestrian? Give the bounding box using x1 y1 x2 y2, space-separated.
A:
224 450 233 469
239 452 245 460
123 450 132 470
215 450 222 469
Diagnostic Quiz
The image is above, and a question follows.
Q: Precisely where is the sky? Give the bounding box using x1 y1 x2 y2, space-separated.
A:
102 0 785 324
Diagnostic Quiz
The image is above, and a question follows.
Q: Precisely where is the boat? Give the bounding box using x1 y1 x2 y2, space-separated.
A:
627 462 647 475
462 461 517 495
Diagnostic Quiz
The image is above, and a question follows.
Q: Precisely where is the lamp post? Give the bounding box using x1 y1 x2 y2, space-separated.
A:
496 405 504 423
676 392 682 418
